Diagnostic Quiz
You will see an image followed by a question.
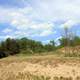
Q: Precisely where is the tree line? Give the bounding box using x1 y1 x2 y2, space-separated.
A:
0 37 56 58
0 34 80 58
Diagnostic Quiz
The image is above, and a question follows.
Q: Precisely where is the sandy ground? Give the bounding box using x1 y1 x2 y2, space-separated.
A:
0 56 80 80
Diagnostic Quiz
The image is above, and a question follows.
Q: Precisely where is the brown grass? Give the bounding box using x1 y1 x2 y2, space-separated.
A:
0 55 80 80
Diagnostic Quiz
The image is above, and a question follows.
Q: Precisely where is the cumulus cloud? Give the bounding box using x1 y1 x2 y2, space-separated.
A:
60 20 78 29
13 22 53 37
0 35 15 39
2 28 13 33
0 0 80 41
0 6 54 38
29 0 80 21
40 30 53 37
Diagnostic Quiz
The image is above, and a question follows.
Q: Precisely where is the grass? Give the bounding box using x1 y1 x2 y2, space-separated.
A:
0 71 80 80
1 71 80 80
0 52 80 80
0 71 51 80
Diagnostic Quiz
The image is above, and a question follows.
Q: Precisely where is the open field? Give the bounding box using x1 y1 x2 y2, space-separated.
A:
0 55 80 80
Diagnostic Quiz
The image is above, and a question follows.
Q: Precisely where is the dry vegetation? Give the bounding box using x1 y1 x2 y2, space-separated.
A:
0 55 80 80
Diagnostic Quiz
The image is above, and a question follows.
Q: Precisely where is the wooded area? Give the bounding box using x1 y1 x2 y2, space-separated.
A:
0 34 80 58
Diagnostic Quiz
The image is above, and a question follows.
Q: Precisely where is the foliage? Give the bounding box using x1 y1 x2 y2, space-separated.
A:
0 32 80 58
59 36 80 47
0 37 56 58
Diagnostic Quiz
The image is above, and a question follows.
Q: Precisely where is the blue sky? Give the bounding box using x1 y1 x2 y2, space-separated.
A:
0 0 80 44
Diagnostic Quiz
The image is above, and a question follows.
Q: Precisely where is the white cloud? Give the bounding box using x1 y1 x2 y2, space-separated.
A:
13 22 53 37
60 20 77 29
0 7 54 38
55 36 62 46
31 23 53 30
0 6 33 23
2 28 13 33
30 0 80 21
11 18 30 30
40 30 53 37
42 40 50 44
0 0 80 40
5 35 15 39
0 35 15 39
55 36 62 41
0 0 80 23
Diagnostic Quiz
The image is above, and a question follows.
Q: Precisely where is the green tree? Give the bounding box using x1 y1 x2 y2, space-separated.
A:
4 38 20 55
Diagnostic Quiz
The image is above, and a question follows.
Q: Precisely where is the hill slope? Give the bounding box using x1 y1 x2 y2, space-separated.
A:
0 55 80 80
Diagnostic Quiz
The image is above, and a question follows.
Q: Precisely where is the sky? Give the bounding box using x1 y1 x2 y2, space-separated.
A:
0 0 80 44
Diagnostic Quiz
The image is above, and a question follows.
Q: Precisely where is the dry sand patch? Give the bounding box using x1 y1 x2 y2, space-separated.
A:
0 56 80 80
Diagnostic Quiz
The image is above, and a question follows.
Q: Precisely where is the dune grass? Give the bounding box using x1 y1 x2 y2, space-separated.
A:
0 53 80 80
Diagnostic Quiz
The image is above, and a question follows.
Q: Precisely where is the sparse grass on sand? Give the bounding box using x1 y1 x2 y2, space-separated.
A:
0 54 80 80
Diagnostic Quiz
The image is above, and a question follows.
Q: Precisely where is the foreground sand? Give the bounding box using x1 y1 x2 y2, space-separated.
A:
0 55 80 80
